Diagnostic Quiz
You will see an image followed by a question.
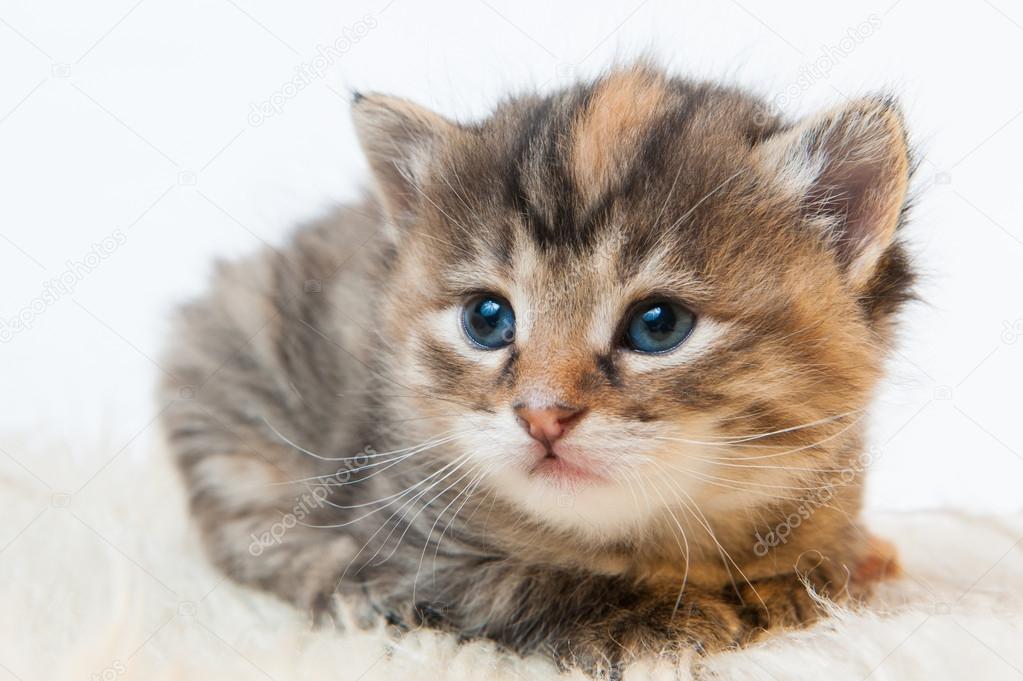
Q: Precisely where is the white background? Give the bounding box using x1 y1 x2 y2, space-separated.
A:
1 0 1021 512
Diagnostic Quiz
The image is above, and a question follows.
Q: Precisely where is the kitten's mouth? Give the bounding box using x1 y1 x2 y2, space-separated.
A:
528 449 606 485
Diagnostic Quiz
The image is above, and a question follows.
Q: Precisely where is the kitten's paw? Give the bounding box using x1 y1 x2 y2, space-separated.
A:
663 587 748 653
555 586 746 675
270 536 382 630
853 534 901 585
307 583 383 631
738 553 852 635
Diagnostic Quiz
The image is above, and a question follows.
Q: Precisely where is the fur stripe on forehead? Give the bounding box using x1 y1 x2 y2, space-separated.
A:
571 67 668 206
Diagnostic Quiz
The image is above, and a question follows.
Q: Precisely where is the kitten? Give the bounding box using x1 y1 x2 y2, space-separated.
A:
160 63 913 674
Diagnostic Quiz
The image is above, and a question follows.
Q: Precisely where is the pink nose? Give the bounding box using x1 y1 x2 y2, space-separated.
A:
514 404 585 446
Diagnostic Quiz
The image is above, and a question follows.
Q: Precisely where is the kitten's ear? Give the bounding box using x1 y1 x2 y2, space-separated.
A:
759 98 910 289
351 93 456 224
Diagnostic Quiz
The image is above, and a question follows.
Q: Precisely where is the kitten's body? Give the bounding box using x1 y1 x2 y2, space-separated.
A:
162 65 912 673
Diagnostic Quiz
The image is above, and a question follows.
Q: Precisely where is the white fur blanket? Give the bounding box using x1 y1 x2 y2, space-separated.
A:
2 439 1021 681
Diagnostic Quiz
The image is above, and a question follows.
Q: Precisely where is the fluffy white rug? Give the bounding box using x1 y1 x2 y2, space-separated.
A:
2 436 1021 681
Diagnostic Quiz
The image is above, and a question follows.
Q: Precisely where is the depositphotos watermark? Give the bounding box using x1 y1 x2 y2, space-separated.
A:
1 228 127 343
247 15 379 126
754 14 882 125
1001 319 1023 344
752 447 881 557
247 445 376 555
89 659 125 681
248 486 331 556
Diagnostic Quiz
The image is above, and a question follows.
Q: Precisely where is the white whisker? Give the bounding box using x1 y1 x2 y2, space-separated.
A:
651 461 765 609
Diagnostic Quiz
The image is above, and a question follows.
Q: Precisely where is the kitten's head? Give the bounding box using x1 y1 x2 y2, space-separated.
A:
352 65 913 541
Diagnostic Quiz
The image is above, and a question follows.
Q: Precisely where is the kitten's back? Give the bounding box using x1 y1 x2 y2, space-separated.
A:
159 200 385 607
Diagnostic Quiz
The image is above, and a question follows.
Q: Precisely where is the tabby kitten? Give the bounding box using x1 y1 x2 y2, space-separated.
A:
161 64 913 673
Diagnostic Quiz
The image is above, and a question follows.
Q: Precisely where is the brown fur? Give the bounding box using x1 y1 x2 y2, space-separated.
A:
572 66 668 204
160 63 915 676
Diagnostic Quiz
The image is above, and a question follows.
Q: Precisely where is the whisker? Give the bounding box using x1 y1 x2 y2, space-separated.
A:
303 452 473 529
651 461 766 609
319 434 470 487
264 417 468 463
369 457 477 568
657 409 863 447
662 411 866 463
433 465 493 563
331 452 475 594
268 435 467 487
314 437 475 506
642 474 691 616
661 466 820 504
659 460 843 493
679 458 853 474
414 465 491 601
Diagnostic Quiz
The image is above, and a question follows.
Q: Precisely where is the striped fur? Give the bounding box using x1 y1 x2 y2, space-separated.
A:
160 64 914 675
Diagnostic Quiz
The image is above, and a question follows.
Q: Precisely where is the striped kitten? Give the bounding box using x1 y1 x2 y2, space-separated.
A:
161 64 912 674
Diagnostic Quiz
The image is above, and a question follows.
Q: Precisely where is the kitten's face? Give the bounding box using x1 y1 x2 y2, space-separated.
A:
354 67 912 540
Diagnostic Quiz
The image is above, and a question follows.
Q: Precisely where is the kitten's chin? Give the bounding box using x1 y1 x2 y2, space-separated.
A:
487 463 653 541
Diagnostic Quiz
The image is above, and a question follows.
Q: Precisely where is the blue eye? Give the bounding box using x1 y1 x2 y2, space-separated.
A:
623 300 695 353
462 295 515 349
